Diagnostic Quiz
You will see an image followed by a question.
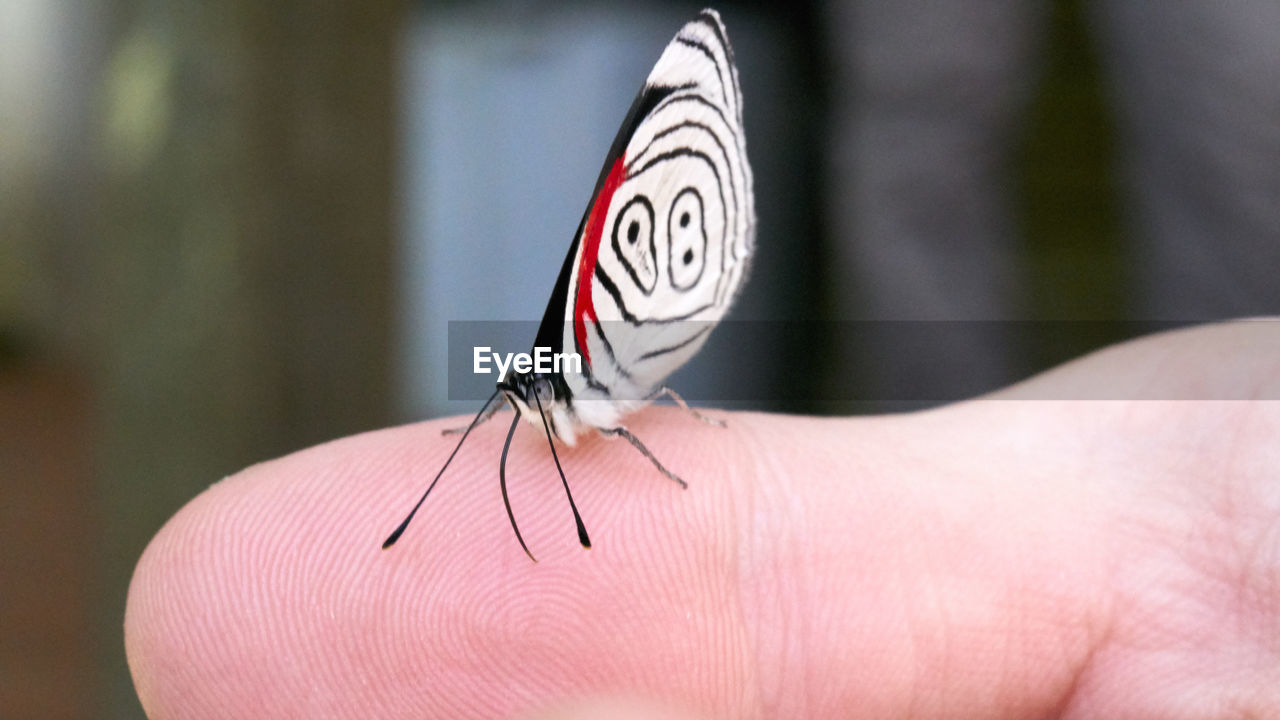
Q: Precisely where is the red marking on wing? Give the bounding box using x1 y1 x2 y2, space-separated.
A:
574 157 626 370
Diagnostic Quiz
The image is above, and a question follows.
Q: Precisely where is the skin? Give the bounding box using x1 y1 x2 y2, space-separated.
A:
125 320 1280 719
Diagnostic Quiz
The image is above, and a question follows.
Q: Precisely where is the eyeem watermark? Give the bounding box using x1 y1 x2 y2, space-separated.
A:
473 346 582 377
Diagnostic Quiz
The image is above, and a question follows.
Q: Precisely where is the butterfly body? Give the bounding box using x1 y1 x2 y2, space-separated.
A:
385 8 753 559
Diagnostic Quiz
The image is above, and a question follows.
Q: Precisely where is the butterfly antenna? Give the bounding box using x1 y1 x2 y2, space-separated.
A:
382 388 501 549
499 408 537 562
533 388 591 549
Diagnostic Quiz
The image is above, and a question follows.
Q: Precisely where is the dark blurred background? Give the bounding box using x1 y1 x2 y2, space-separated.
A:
3 0 1277 716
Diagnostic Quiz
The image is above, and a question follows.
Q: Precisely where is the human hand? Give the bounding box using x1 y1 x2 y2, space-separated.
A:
125 321 1280 718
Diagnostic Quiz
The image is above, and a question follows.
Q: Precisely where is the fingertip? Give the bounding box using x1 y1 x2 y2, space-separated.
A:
123 430 428 717
124 473 243 717
123 411 778 717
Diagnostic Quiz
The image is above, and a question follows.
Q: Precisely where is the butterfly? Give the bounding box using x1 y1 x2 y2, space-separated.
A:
383 8 754 560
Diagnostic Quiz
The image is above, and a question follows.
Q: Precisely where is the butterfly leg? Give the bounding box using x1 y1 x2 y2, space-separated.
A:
599 426 688 489
647 386 726 428
442 391 507 436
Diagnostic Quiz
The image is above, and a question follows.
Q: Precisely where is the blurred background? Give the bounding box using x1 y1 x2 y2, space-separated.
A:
2 0 1277 716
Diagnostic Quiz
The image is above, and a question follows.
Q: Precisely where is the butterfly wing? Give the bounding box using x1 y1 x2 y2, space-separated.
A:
554 9 755 412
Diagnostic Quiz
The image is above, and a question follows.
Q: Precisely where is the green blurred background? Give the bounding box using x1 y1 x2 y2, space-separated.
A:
2 0 1145 716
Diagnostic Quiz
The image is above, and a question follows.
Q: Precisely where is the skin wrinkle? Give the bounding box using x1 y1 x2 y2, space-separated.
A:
716 414 757 715
781 439 820 717
1040 554 1116 719
902 398 1117 717
912 517 952 715
992 542 1035 712
905 416 990 713
1058 498 1125 717
785 484 813 718
733 417 798 717
886 417 943 716
1197 427 1280 658
873 418 953 716
1055 611 1117 720
903 556 938 719
1244 521 1280 647
798 419 888 715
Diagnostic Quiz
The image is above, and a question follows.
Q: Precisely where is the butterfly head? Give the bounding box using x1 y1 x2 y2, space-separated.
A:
497 369 579 444
497 370 553 410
